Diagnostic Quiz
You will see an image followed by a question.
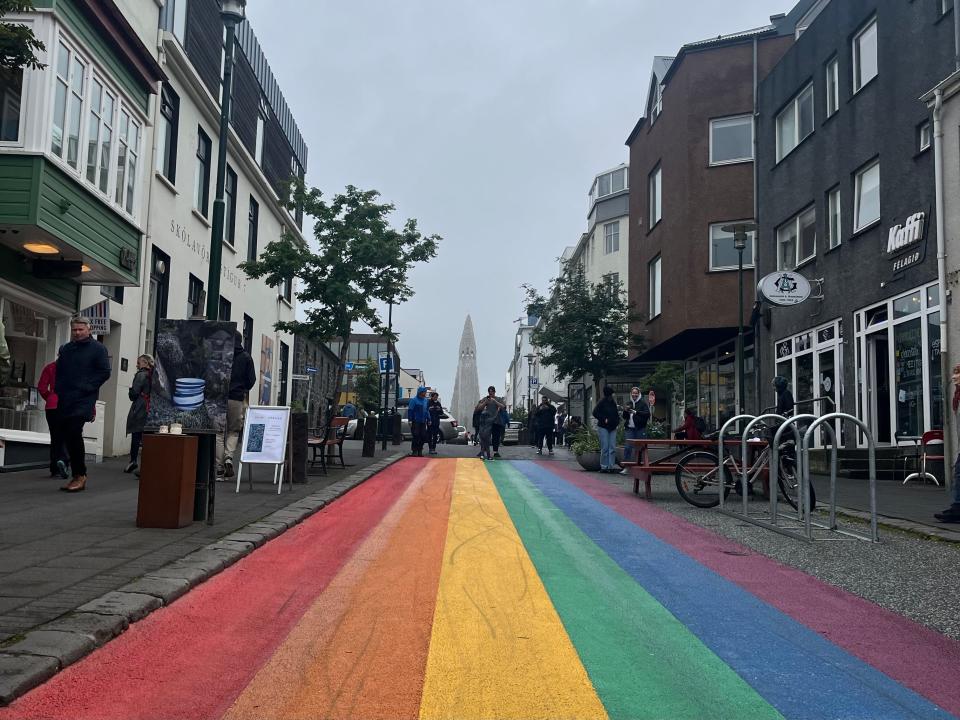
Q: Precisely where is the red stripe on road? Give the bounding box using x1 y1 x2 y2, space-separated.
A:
541 461 960 718
1 458 427 720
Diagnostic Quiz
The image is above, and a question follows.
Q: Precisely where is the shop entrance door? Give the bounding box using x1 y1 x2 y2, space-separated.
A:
866 331 891 445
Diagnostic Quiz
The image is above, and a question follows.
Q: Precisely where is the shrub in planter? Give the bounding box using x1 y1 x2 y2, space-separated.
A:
570 426 602 471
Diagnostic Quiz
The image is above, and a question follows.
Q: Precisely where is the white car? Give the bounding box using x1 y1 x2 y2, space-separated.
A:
503 421 523 445
345 412 459 442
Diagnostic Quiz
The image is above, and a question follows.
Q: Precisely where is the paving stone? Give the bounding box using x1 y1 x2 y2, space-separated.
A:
204 540 254 555
0 653 58 705
3 630 95 667
146 564 216 586
222 532 266 547
76 592 161 623
118 577 190 604
42 612 128 645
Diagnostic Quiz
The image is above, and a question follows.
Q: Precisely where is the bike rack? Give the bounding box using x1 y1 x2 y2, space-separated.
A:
716 414 757 513
802 413 879 543
738 414 787 518
770 414 837 539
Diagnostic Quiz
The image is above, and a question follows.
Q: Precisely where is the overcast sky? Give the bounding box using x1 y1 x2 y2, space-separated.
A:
246 0 790 403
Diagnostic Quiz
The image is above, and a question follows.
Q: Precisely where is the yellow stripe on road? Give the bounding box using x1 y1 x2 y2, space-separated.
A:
418 459 608 720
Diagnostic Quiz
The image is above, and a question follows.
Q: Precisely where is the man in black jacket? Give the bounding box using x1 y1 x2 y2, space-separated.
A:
534 396 557 455
217 331 256 478
55 317 111 492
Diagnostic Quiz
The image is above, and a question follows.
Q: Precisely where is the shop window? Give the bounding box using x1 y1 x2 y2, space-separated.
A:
187 274 204 317
854 160 880 231
648 165 662 228
893 291 922 319
224 165 237 247
709 222 755 270
194 127 212 217
776 84 814 161
894 319 923 437
825 57 839 118
826 187 841 249
649 255 661 317
247 196 259 262
156 84 179 183
0 66 23 142
927 284 940 308
853 18 878 94
603 221 619 254
709 114 753 165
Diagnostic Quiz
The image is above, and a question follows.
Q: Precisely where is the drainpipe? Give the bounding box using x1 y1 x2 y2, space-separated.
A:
752 34 761 415
932 88 954 492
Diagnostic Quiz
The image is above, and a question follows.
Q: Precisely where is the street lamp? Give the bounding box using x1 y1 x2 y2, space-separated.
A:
205 0 247 321
721 222 756 414
525 352 535 444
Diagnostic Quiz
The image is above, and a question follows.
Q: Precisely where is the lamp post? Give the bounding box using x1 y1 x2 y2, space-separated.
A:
381 301 393 450
205 0 247 320
525 353 535 445
722 222 756 414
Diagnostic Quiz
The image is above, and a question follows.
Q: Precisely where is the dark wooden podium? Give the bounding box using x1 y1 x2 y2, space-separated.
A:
136 434 198 528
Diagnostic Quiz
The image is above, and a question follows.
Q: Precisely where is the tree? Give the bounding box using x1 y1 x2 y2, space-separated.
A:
523 262 643 400
354 362 382 412
637 361 684 421
240 182 440 417
1 1 45 71
511 405 528 425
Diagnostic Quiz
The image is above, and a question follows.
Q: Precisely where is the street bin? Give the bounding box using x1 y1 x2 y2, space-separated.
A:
137 433 197 528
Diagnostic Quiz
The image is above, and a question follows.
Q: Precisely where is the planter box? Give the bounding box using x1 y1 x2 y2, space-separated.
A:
576 451 601 472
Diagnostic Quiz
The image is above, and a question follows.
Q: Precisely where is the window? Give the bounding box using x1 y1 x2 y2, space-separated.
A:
114 109 141 214
651 82 663 121
100 285 124 303
84 79 114 193
854 160 880 231
218 295 231 321
156 84 179 182
51 41 86 169
603 272 620 289
649 255 662 318
825 58 839 117
0 66 23 142
603 221 619 254
247 196 259 262
242 314 253 354
224 165 237 247
777 206 816 270
918 121 931 152
187 274 204 317
709 114 753 165
709 223 755 271
194 127 211 216
826 187 841 249
853 18 878 93
282 276 293 303
648 165 662 228
159 0 189 46
255 97 266 165
776 84 814 161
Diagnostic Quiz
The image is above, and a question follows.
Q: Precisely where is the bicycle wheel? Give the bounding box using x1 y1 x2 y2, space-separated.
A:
777 453 817 511
675 451 728 508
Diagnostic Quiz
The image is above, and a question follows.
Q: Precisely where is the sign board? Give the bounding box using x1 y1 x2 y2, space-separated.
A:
240 405 291 465
305 366 317 374
379 356 394 373
883 209 929 278
291 373 309 381
79 299 110 335
345 362 354 371
529 377 539 386
757 271 812 307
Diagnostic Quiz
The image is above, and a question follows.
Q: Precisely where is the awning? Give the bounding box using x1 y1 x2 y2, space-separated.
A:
539 387 566 403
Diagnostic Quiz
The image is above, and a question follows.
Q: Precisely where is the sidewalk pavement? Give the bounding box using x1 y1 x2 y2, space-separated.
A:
0 439 398 644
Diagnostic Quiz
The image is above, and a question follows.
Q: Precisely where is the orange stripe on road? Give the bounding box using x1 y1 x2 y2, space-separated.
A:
222 459 455 720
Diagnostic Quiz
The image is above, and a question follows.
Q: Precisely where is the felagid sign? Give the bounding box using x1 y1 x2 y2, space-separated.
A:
758 271 811 306
883 210 929 278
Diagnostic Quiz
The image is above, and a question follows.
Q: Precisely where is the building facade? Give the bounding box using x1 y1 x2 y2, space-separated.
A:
327 333 401 407
626 9 810 433
756 0 956 447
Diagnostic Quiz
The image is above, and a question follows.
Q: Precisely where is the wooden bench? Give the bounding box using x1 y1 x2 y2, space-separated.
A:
624 439 755 500
308 416 349 474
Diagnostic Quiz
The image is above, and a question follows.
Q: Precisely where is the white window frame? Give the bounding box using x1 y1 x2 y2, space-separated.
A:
777 205 817 270
651 82 663 122
648 165 662 229
776 83 814 162
255 96 266 166
0 20 32 147
854 159 880 232
918 121 931 152
603 221 619 254
852 18 878 94
825 57 839 117
709 114 754 166
826 187 841 250
649 255 662 318
709 222 755 271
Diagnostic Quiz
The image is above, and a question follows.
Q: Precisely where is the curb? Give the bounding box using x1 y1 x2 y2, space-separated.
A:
0 452 408 706
830 504 960 543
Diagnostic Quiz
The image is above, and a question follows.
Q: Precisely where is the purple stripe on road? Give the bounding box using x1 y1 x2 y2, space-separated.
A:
540 461 960 718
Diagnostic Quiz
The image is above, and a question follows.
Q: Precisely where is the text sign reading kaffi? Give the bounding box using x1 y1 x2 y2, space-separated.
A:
757 271 811 306
884 211 927 277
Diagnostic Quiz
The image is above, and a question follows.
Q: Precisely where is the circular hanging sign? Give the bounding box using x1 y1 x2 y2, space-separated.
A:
757 271 812 307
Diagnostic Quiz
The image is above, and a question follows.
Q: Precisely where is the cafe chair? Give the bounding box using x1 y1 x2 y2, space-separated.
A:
902 430 944 486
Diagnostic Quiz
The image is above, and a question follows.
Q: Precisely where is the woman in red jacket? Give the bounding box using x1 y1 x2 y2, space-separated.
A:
38 357 68 479
673 408 703 441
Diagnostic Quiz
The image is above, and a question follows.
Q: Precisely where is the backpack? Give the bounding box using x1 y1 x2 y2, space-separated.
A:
694 415 707 434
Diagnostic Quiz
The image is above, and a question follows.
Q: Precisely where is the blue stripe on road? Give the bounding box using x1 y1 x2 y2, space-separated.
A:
510 461 956 720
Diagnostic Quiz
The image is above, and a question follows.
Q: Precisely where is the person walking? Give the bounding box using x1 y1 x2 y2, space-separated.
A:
491 402 509 458
427 391 444 455
555 406 567 447
773 375 795 417
592 386 620 473
217 331 256 479
475 386 504 461
54 317 111 492
534 396 557 455
124 354 154 474
472 405 482 450
407 386 431 456
935 364 960 523
621 387 650 474
38 354 69 479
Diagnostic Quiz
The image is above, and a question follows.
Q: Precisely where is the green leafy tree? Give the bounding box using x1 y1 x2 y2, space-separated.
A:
510 405 528 425
240 182 440 416
354 362 383 412
1 0 45 71
523 263 643 400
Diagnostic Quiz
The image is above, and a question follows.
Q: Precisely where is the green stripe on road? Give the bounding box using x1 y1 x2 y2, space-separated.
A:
488 462 783 720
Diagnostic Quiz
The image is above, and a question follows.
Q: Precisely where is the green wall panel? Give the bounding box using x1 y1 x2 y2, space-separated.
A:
0 155 38 224
0 243 79 310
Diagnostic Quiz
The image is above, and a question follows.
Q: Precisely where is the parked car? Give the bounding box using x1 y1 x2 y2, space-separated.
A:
502 421 523 445
402 412 459 441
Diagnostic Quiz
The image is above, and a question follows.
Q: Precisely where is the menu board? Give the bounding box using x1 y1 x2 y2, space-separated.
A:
240 405 290 465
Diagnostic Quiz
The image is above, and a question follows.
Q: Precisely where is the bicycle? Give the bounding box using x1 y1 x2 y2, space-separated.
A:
673 423 816 510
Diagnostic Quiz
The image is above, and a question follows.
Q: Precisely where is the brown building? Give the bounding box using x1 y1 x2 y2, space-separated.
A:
626 5 815 430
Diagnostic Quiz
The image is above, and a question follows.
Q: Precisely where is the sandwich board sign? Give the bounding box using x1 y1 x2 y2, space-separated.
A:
236 405 291 495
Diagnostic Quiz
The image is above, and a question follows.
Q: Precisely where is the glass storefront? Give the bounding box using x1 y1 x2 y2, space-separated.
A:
683 337 754 433
854 282 942 446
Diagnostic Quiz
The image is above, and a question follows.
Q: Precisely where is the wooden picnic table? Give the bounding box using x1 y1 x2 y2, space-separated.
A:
623 438 766 500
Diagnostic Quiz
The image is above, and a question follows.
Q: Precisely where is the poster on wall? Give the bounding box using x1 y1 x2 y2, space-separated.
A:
260 335 274 405
146 319 236 433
